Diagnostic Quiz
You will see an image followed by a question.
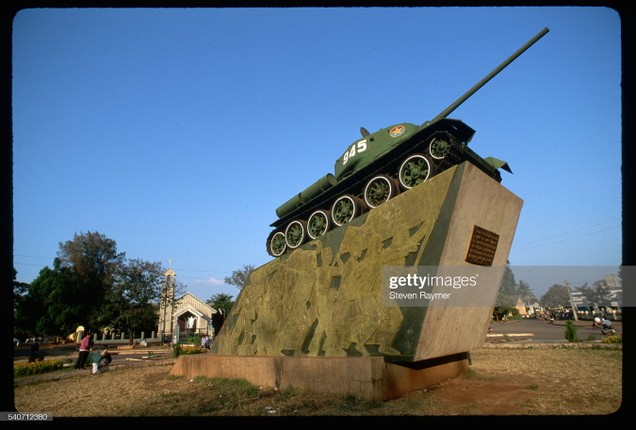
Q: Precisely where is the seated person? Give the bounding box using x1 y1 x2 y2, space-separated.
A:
99 350 112 366
91 350 113 374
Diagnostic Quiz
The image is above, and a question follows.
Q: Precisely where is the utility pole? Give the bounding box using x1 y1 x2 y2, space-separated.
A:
565 280 579 321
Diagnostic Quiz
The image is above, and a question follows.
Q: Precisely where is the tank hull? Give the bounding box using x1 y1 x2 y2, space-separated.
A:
270 118 495 232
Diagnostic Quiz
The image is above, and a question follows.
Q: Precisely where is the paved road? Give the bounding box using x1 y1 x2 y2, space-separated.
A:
487 318 622 342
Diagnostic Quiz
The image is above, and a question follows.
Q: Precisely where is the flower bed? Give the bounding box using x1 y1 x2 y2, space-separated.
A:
14 359 64 377
172 343 207 357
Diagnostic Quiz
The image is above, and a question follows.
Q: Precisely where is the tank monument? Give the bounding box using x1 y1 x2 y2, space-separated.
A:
170 27 549 401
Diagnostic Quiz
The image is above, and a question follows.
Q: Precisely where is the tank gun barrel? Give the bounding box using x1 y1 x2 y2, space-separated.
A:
430 27 549 124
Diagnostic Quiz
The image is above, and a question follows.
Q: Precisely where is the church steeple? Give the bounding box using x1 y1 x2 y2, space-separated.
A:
159 267 177 342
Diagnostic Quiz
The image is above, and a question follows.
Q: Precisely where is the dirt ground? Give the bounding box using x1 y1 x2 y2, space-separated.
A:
10 341 624 418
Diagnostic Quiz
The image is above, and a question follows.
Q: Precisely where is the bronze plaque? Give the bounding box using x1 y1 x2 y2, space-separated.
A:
465 225 499 266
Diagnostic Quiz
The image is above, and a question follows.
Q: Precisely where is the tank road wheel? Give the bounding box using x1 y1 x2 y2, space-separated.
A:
268 231 287 257
363 175 400 208
285 220 308 249
331 195 366 227
428 137 452 160
307 210 331 240
398 153 437 190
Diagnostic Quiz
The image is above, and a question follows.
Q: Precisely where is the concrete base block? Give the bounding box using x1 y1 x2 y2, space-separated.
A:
169 353 470 401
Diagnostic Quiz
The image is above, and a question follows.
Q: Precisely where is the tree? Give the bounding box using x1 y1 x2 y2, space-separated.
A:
13 232 198 340
107 259 165 336
517 280 537 303
12 267 29 298
492 305 517 321
493 265 537 320
576 281 613 309
540 284 571 308
22 258 85 337
57 231 125 282
494 263 516 308
13 267 31 340
171 280 187 304
117 259 164 304
57 231 126 329
499 263 517 295
224 264 255 290
207 293 234 335
207 293 234 315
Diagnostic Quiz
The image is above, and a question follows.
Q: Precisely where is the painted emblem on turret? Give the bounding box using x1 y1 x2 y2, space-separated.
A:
390 125 406 137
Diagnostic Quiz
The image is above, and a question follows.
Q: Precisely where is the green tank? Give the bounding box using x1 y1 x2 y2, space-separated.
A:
267 27 549 257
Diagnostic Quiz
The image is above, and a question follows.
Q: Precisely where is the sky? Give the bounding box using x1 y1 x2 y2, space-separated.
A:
11 6 623 301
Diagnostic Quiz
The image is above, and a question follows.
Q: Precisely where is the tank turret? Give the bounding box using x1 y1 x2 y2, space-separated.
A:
267 27 549 257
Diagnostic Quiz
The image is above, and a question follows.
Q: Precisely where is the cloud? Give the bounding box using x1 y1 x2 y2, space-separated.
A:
192 277 225 286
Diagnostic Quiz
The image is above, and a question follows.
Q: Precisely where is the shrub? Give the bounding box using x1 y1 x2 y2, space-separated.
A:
564 320 578 342
601 334 622 344
187 334 203 344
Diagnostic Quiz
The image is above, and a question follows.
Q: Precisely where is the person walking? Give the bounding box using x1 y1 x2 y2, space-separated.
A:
28 339 41 363
74 333 93 370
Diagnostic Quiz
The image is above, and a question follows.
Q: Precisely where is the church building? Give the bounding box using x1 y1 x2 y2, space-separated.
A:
157 268 219 341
